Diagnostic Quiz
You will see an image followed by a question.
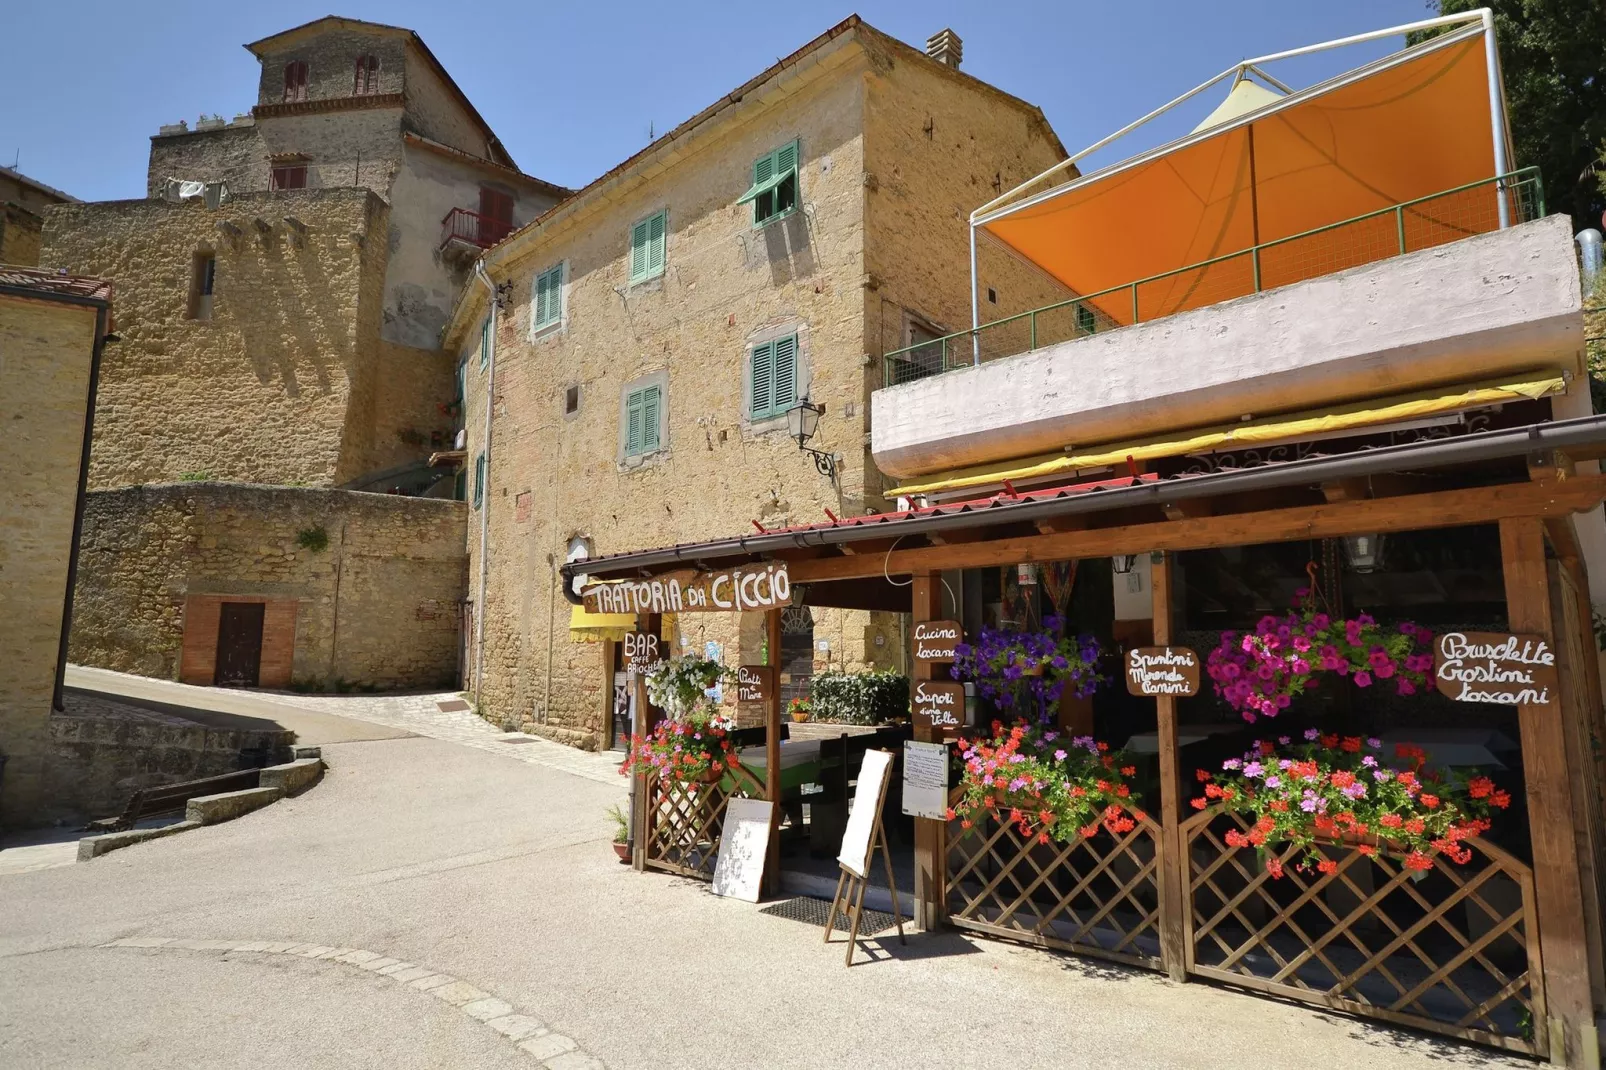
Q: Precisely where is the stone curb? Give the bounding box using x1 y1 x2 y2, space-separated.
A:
98 937 605 1068
77 758 326 860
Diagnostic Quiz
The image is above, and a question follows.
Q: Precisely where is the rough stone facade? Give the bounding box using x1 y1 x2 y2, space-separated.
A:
450 21 1066 748
0 283 101 827
0 165 78 267
69 483 467 691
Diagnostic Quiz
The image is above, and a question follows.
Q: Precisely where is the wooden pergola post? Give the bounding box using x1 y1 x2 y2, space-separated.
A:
1499 518 1599 1067
630 611 662 873
911 571 946 930
1151 551 1189 982
765 607 783 897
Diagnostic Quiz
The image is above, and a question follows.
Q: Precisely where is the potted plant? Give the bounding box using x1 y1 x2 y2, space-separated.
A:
948 720 1143 845
607 802 630 862
619 654 740 787
788 697 812 723
950 615 1107 715
1193 731 1511 877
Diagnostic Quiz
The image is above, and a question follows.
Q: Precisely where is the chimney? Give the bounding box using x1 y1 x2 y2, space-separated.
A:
926 29 962 70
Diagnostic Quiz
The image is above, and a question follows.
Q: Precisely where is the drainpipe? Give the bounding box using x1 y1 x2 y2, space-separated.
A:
472 259 497 710
1480 9 1511 228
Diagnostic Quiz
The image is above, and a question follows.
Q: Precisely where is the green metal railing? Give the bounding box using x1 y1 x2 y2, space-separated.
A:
883 168 1544 388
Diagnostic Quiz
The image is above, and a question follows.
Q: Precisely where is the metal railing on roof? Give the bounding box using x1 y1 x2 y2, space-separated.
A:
883 167 1544 388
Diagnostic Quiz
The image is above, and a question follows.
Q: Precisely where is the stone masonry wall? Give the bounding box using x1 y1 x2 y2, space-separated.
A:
254 29 407 107
402 45 493 159
70 483 467 691
0 292 97 827
40 188 421 489
0 205 42 266
147 123 269 196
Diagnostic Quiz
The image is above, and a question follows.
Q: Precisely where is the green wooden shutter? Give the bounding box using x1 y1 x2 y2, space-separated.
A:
473 453 485 509
772 334 797 413
629 219 649 282
647 212 666 274
753 151 775 187
750 340 774 418
625 388 644 454
535 265 561 328
479 315 492 369
641 385 661 450
774 141 798 177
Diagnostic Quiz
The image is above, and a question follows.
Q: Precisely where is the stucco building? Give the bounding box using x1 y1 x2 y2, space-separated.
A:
0 165 77 267
443 19 1071 747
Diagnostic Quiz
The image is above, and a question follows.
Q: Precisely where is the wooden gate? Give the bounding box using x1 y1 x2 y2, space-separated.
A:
214 601 264 687
1182 805 1547 1057
945 794 1165 971
642 764 769 879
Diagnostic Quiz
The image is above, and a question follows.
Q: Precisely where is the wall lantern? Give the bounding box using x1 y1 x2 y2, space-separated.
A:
1111 554 1139 575
786 398 836 481
1342 533 1385 573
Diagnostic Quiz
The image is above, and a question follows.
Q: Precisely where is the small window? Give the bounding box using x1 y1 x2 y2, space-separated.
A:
624 384 662 457
564 384 580 415
353 54 380 95
749 334 799 421
187 252 216 321
283 61 308 103
479 315 492 371
1075 304 1097 335
472 452 486 509
987 288 998 304
741 140 799 226
271 165 307 190
455 359 467 408
628 210 667 284
534 263 563 331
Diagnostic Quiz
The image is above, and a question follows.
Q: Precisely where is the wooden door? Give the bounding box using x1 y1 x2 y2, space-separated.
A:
214 602 265 687
478 188 513 244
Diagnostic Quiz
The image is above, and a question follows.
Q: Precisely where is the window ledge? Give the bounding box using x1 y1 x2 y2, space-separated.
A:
753 207 799 230
619 449 668 471
531 320 564 342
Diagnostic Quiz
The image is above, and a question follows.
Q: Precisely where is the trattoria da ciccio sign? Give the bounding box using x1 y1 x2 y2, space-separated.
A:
584 563 792 615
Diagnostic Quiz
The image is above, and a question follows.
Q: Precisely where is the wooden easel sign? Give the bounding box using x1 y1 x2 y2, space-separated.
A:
823 748 907 965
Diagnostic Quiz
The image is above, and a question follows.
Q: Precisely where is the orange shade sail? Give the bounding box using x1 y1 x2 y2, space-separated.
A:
981 34 1502 326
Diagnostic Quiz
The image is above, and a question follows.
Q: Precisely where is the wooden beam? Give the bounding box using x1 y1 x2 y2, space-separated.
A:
1152 551 1188 983
910 572 945 932
927 528 994 545
1320 477 1371 502
630 611 662 872
837 537 906 557
1499 518 1598 1066
1162 498 1213 521
1034 515 1085 535
765 608 782 897
789 476 1606 585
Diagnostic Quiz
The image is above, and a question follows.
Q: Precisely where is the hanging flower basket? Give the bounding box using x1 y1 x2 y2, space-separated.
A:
619 708 737 786
1205 585 1433 722
950 615 1107 712
1192 732 1511 877
949 720 1143 845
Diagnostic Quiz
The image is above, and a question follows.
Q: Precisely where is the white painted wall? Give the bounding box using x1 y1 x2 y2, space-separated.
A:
871 215 1585 479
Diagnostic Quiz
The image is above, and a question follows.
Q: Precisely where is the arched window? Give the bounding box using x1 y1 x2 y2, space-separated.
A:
282 61 308 103
779 604 815 708
353 54 380 95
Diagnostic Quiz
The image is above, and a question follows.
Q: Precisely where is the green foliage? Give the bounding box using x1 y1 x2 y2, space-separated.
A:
178 470 213 482
644 654 733 718
295 525 329 552
808 669 910 725
1413 0 1606 227
606 803 630 844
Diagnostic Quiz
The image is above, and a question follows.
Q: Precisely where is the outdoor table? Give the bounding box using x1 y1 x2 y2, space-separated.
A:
733 739 830 793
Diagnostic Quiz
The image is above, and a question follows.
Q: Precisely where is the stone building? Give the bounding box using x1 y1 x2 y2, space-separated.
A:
0 165 77 267
0 267 112 826
442 18 1071 747
38 16 552 694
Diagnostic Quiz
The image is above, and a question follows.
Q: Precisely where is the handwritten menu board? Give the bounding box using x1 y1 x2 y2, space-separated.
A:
902 740 949 820
912 680 966 740
735 665 773 706
913 620 962 669
1124 646 1201 697
1435 632 1557 707
711 796 774 902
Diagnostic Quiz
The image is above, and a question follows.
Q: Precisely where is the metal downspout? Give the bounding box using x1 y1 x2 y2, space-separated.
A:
472 260 497 711
969 222 981 365
1481 10 1512 227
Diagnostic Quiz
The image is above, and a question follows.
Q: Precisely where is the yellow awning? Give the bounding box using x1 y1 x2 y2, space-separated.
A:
890 372 1567 499
569 604 635 643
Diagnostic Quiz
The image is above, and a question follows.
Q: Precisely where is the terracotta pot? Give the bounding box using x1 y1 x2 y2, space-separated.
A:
612 841 630 862
790 711 810 723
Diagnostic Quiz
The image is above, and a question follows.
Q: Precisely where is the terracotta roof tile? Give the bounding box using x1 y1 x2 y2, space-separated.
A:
0 266 113 305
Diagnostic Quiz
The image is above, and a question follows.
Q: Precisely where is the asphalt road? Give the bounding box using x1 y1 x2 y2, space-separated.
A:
0 693 1533 1069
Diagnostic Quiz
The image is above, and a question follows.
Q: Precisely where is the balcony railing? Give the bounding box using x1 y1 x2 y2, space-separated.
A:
440 207 512 251
884 168 1545 388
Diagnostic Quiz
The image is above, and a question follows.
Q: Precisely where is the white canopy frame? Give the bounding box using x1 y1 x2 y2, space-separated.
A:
964 9 1512 363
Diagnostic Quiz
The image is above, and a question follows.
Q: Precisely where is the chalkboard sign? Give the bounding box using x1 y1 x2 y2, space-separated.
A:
711 796 774 902
1435 631 1557 707
912 680 966 739
913 620 962 669
735 665 773 706
1124 646 1201 697
838 749 894 879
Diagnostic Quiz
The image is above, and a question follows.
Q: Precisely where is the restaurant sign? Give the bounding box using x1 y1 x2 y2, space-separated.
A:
913 620 963 668
1434 631 1557 707
735 665 774 706
622 631 660 673
583 563 792 615
912 680 966 739
1124 646 1201 697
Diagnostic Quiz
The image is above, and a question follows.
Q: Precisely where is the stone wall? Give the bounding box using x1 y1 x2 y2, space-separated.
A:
402 45 494 159
40 187 450 488
254 28 408 107
69 483 468 691
0 204 42 266
147 122 270 196
0 291 98 827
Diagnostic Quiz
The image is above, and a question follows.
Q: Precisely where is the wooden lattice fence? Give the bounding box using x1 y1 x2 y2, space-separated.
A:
641 764 768 880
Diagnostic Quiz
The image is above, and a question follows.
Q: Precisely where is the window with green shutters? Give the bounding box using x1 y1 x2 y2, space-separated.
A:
739 140 799 226
534 263 563 330
624 384 662 456
628 210 667 284
748 333 799 421
479 314 492 370
472 452 486 509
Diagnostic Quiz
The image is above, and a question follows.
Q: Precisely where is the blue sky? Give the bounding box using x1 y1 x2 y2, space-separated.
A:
1 1 1430 203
